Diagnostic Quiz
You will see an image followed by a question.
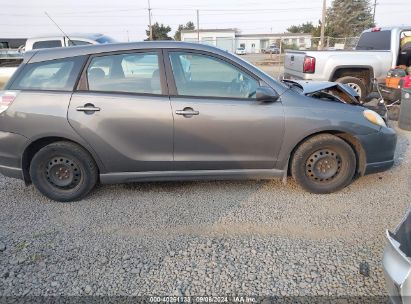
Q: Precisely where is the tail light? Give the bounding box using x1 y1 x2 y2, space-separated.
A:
303 56 316 74
0 91 19 114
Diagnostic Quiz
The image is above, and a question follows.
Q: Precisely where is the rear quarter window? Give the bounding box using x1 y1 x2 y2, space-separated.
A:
356 31 391 50
10 56 86 91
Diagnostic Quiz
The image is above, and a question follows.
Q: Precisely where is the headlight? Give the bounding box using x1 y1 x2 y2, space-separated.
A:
363 109 386 127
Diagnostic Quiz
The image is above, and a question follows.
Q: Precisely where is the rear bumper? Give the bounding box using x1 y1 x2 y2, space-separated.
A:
283 72 311 81
357 126 397 175
0 131 27 180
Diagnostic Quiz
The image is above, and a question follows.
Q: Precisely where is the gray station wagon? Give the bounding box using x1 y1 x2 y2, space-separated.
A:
0 41 397 202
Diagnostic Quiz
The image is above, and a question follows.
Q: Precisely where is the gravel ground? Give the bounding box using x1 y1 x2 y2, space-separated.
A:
0 124 410 299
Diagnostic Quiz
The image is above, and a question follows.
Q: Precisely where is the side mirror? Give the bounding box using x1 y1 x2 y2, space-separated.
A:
256 87 280 102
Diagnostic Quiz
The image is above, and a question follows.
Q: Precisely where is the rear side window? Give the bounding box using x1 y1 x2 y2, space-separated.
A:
10 56 85 91
356 31 391 50
86 52 161 94
32 40 62 50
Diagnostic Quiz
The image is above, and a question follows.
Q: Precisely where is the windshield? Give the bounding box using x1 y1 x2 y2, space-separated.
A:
95 35 117 44
356 31 391 50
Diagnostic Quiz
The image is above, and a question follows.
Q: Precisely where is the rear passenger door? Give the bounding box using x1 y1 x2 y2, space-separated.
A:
68 50 174 173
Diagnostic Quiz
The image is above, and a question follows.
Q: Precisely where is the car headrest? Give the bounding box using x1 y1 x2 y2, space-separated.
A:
88 68 105 82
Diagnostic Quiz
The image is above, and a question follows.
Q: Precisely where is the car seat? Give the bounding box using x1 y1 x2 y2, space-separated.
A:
88 68 105 81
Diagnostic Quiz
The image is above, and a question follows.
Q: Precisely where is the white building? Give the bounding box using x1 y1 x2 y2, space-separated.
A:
236 33 312 53
181 29 312 53
181 29 238 53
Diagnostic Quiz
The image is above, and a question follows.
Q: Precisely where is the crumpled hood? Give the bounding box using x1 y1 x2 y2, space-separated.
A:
284 80 359 96
283 79 360 104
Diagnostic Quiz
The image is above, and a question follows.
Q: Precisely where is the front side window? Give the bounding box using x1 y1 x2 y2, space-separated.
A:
32 40 62 50
169 52 260 99
11 56 85 91
86 52 161 94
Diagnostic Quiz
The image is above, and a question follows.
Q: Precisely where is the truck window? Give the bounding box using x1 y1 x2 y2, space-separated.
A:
356 31 391 50
68 40 92 46
32 40 62 50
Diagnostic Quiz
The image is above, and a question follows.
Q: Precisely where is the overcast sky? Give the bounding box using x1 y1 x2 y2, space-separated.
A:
0 0 409 41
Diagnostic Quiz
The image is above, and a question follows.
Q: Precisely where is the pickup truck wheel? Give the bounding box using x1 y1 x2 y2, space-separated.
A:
336 76 367 101
29 141 98 202
291 134 356 194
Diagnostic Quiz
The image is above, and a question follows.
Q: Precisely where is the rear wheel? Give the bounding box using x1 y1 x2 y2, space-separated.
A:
336 76 367 101
30 141 98 202
291 134 356 194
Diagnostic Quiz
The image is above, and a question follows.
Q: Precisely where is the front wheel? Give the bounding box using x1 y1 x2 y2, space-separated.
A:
336 76 367 101
30 141 98 202
291 134 356 194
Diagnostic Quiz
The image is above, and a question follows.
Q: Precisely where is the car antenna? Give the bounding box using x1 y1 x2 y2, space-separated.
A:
44 11 76 46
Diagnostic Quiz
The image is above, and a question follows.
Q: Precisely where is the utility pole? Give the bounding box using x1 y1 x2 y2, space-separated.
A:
319 0 326 50
196 9 200 43
148 0 153 40
372 0 377 24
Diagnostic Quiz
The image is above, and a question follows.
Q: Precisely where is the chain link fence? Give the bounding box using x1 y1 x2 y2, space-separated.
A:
182 36 359 78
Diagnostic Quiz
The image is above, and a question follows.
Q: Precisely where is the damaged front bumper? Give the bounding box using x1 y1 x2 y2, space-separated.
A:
357 126 397 175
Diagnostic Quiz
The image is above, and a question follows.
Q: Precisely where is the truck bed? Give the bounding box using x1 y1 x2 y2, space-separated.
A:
284 49 392 82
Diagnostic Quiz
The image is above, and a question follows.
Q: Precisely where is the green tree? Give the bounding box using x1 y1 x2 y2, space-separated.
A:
145 22 172 41
286 0 374 39
327 0 374 37
311 20 336 38
174 21 195 41
287 22 315 34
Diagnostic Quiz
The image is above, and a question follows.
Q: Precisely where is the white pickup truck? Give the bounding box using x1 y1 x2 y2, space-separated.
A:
0 33 115 88
283 26 411 99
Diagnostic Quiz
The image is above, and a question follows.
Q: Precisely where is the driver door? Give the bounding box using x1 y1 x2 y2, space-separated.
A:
166 50 284 171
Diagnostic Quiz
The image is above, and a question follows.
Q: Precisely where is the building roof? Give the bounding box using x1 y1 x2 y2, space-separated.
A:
237 32 312 38
181 28 238 33
181 29 311 38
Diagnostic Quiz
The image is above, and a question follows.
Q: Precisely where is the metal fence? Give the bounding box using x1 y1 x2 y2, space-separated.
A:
183 36 360 54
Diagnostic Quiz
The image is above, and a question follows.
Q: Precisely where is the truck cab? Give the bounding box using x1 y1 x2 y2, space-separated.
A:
24 33 116 51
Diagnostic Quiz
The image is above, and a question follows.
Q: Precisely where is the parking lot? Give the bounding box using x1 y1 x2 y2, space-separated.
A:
0 122 409 297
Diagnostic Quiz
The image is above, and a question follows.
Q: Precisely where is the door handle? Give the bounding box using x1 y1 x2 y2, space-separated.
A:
76 104 101 113
175 108 199 117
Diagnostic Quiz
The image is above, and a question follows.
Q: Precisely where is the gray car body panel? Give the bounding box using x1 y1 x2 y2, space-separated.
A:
0 41 397 184
68 92 174 173
383 205 411 303
0 91 107 174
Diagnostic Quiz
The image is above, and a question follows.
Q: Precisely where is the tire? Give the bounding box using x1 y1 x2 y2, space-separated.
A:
336 76 367 101
29 141 98 202
291 134 356 194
